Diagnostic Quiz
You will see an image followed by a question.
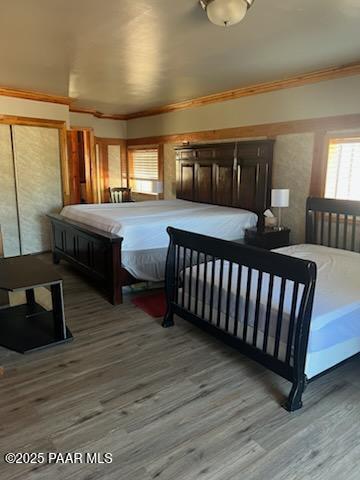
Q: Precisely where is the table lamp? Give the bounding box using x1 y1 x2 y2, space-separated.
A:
271 189 289 231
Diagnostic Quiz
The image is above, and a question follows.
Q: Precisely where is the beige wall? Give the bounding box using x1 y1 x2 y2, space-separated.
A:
127 75 360 139
0 98 127 138
0 95 69 124
273 133 314 243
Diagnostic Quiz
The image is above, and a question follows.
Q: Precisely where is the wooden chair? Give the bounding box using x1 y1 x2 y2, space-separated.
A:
108 187 133 203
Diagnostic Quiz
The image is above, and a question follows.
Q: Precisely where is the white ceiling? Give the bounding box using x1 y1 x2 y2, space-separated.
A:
0 0 359 114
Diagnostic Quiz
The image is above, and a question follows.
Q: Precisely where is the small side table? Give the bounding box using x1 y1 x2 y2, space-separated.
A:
244 227 290 250
0 256 72 354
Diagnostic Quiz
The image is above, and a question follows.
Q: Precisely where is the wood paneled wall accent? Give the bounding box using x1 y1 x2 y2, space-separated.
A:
176 141 274 213
0 114 70 205
127 113 360 147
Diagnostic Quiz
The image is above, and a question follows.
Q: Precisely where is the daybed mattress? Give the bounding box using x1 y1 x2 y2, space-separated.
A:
61 200 257 281
181 244 360 378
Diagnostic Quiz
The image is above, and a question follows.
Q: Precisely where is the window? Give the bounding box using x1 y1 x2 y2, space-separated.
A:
324 138 360 201
128 147 163 196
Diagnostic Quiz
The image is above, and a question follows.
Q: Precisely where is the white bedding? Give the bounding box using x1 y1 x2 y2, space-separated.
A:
182 244 360 378
61 200 257 281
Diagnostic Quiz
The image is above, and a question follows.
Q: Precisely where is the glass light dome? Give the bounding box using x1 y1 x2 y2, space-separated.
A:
206 0 248 27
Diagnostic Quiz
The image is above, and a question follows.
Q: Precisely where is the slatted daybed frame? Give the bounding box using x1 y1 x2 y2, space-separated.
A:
162 197 360 411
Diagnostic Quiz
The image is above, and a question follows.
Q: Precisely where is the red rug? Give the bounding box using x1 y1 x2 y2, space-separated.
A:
131 290 167 318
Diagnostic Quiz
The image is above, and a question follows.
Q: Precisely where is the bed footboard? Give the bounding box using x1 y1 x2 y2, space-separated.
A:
49 214 125 305
163 227 317 411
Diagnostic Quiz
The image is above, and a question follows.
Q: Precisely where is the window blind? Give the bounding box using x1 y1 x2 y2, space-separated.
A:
325 140 360 201
132 149 159 180
130 148 159 194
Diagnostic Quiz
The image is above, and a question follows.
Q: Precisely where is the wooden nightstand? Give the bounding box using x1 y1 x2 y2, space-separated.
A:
244 227 290 250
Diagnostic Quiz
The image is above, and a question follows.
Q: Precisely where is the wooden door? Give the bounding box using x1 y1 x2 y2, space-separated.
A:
177 163 195 201
234 143 272 212
214 162 234 206
67 129 98 204
195 163 213 203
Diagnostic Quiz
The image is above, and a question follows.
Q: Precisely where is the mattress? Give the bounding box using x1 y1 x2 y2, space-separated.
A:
181 244 360 378
61 200 257 281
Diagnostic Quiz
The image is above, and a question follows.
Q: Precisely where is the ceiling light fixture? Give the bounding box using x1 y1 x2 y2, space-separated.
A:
200 0 254 27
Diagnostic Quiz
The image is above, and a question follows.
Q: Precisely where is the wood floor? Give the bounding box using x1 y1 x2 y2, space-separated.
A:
1 255 360 480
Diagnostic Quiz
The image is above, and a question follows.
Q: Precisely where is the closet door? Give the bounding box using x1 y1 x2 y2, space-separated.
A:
0 124 21 257
13 125 63 254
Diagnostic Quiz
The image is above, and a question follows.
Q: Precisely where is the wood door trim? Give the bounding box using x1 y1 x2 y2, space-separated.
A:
0 115 65 128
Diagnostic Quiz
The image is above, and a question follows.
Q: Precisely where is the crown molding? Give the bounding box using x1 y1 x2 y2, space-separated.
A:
69 106 127 121
0 86 72 105
124 62 360 120
1 61 360 121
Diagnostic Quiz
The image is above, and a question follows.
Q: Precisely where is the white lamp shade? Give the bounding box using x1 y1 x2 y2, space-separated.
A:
271 189 289 208
206 0 248 26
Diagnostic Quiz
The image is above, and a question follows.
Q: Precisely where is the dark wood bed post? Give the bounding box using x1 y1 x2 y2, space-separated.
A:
162 227 176 328
108 238 123 305
48 214 128 305
283 263 316 411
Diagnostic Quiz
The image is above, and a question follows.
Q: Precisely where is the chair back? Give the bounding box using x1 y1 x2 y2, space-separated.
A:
109 187 132 203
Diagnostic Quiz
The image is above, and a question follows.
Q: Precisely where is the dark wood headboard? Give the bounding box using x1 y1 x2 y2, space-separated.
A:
176 140 274 213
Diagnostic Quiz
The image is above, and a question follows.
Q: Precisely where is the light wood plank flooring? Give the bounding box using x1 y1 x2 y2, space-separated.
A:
0 255 359 480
